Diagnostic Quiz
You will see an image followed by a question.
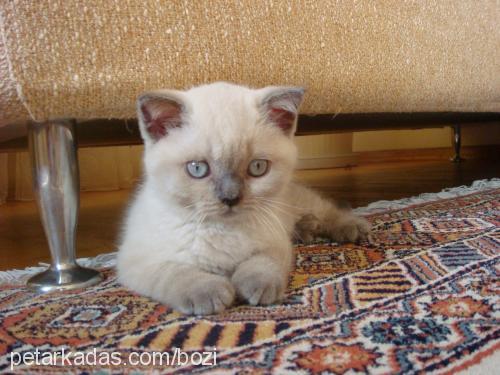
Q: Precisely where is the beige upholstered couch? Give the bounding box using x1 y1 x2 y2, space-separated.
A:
1 0 499 126
0 1 498 289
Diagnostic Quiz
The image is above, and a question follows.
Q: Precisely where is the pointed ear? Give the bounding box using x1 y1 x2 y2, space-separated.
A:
260 87 305 135
137 91 186 144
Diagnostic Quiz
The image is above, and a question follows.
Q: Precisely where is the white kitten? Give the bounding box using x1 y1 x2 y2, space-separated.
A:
117 82 370 315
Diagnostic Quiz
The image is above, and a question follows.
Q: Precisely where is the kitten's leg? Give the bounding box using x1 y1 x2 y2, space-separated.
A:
117 257 235 315
293 213 321 243
290 183 371 243
231 253 290 306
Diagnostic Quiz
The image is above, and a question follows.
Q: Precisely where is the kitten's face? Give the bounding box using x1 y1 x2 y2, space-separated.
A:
138 82 303 220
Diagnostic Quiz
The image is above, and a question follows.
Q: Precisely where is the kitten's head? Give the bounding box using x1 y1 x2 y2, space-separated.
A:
137 82 304 219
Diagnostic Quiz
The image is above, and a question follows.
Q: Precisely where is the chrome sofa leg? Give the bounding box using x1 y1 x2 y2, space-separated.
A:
450 124 464 163
27 120 102 292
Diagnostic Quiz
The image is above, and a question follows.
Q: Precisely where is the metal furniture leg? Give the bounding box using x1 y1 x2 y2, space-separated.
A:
450 124 464 163
27 120 102 292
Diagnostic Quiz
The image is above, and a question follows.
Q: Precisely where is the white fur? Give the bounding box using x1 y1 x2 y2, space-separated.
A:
117 82 370 315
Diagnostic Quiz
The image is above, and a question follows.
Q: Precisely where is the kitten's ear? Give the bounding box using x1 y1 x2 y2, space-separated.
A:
137 91 186 145
259 86 305 136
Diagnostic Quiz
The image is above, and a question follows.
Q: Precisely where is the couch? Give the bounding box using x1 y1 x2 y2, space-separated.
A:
0 0 498 290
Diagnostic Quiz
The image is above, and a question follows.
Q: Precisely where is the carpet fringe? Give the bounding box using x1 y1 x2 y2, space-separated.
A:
353 178 500 215
1 178 498 286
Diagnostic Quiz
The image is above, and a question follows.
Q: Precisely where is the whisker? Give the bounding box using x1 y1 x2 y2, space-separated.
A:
251 202 287 240
255 196 302 210
259 203 289 237
258 200 296 218
249 205 279 239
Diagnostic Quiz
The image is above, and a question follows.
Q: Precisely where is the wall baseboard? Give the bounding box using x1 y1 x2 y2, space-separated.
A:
297 145 499 170
296 153 358 170
357 145 499 165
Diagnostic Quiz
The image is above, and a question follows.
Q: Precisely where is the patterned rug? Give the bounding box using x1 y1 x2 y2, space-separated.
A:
1 180 499 374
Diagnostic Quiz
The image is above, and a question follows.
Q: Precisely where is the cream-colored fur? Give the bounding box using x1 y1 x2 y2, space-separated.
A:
117 82 370 315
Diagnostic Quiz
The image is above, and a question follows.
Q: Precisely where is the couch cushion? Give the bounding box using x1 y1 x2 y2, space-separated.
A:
0 1 499 125
0 26 30 127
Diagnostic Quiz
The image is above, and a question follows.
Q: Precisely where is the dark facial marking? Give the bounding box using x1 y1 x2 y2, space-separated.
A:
215 173 242 207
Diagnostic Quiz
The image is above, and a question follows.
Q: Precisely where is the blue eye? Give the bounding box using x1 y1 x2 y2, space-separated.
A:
248 159 269 177
186 161 210 178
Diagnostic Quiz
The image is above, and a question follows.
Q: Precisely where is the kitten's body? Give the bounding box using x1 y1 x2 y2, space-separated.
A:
117 82 369 314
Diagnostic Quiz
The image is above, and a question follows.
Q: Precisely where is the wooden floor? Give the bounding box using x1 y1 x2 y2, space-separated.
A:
1 158 498 270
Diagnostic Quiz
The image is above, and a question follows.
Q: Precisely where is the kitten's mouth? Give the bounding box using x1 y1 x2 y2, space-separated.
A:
222 208 236 216
221 205 243 217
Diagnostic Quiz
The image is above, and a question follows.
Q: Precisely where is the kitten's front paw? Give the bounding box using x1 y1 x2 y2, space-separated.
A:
232 262 285 306
173 274 235 315
329 214 371 243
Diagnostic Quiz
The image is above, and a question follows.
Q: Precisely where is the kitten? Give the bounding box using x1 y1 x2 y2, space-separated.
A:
117 82 370 315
